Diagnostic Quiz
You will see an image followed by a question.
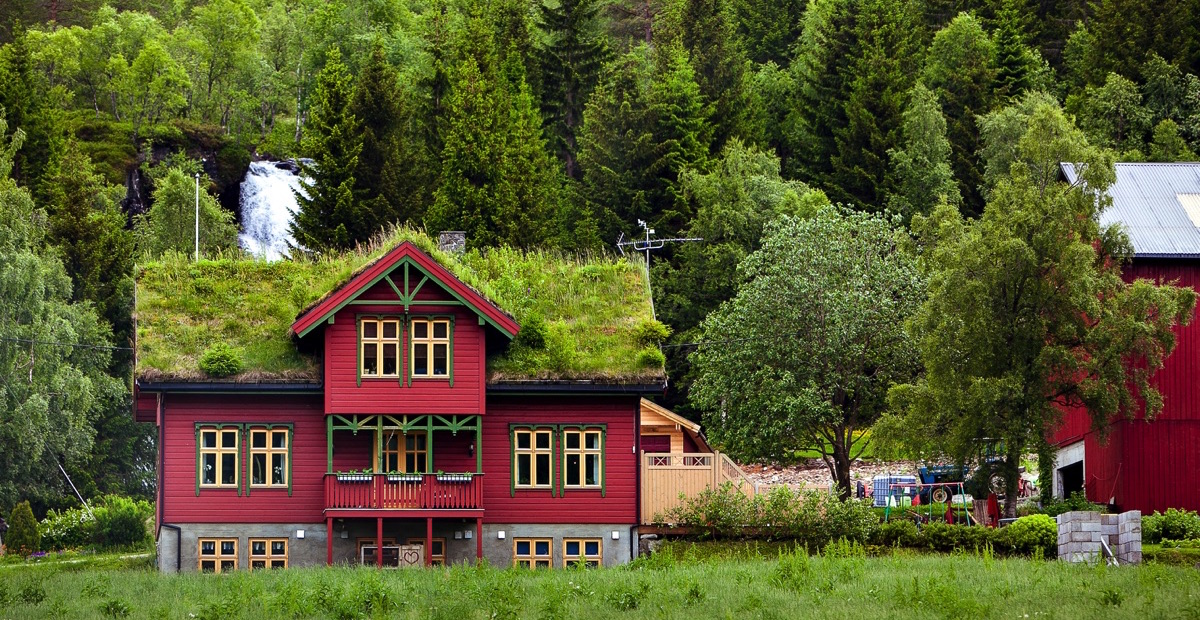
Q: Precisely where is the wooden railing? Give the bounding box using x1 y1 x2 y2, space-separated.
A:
324 473 483 510
640 452 755 524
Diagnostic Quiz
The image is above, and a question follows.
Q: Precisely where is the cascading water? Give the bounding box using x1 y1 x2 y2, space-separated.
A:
238 160 308 261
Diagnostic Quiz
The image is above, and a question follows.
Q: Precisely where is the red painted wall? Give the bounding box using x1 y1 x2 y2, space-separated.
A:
161 394 326 523
481 395 639 524
324 279 485 416
1051 259 1200 512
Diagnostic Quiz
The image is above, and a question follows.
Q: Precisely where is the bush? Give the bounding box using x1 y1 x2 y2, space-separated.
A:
200 342 243 377
39 506 97 550
7 501 41 556
95 496 149 548
874 520 919 547
1143 508 1200 544
512 313 547 350
1002 514 1057 557
633 319 671 348
1040 491 1106 518
635 347 666 369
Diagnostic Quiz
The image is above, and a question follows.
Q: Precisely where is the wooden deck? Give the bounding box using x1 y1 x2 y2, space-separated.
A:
324 473 483 511
640 452 755 524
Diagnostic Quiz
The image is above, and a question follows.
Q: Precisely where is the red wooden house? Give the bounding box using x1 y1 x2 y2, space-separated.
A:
134 234 663 572
1051 163 1200 513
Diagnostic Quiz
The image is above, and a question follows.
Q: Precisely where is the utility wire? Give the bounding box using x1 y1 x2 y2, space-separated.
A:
660 330 803 350
0 336 133 352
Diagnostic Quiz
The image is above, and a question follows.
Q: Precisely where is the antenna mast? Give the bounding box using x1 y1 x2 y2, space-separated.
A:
616 220 702 319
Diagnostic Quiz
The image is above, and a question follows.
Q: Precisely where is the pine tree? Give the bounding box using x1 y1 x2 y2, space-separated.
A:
350 42 403 236
293 48 363 252
888 83 961 222
735 0 806 65
829 0 923 210
923 13 997 216
992 0 1038 100
786 0 856 182
647 41 711 233
537 0 610 178
681 0 748 151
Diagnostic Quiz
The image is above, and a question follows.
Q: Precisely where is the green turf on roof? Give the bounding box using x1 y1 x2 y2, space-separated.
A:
135 228 664 383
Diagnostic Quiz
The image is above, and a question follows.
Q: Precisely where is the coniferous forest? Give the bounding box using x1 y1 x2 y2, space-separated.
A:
2 0 1200 513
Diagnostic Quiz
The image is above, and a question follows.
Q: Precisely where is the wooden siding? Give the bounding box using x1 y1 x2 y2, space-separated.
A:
161 394 326 523
640 452 755 524
324 278 484 415
1050 259 1200 512
481 396 639 524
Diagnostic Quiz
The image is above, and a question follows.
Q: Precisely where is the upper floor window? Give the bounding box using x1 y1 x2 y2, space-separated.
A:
360 318 400 378
377 431 427 473
199 428 238 487
563 429 603 488
249 428 289 487
411 319 450 377
514 428 554 488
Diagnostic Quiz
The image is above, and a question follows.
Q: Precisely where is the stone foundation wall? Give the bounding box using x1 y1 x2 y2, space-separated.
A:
1057 510 1140 564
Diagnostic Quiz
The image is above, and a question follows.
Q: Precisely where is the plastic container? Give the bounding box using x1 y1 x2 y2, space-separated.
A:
872 474 918 507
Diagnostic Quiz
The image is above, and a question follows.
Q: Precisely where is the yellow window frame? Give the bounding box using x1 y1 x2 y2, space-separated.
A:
514 428 554 489
513 538 552 568
374 431 427 473
248 538 288 569
249 428 289 487
360 317 401 378
198 538 238 573
562 429 603 488
562 538 602 567
410 318 450 378
199 428 239 488
406 537 446 566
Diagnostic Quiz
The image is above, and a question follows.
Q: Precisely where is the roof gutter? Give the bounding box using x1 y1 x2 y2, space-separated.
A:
135 381 323 394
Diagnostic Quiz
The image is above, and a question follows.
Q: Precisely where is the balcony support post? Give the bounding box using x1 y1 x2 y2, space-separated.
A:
326 517 333 566
475 518 483 560
425 517 433 567
376 517 384 569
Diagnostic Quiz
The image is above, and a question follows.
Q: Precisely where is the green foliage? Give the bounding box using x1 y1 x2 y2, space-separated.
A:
38 505 96 550
92 496 149 548
633 319 671 348
875 519 919 547
1143 508 1200 544
536 0 610 178
887 82 960 222
635 347 666 369
512 313 548 350
1148 119 1198 161
135 166 237 258
680 0 748 151
690 207 923 497
887 94 1197 516
1038 491 1105 518
1001 514 1056 556
199 342 244 378
659 483 880 550
1068 72 1152 156
7 501 40 556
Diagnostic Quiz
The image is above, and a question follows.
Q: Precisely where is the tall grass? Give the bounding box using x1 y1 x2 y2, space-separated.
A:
3 548 1198 619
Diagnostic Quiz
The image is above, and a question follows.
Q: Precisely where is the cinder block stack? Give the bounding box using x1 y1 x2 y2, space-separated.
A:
1116 511 1141 564
1056 510 1141 564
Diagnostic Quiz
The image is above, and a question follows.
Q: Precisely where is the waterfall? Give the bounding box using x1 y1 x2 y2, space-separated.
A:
238 160 308 261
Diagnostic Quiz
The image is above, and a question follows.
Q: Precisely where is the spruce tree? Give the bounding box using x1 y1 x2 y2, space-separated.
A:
681 0 748 151
6 501 39 555
923 13 998 216
293 48 363 252
537 0 609 178
992 0 1038 100
350 43 403 236
786 0 855 182
647 41 711 233
735 0 806 65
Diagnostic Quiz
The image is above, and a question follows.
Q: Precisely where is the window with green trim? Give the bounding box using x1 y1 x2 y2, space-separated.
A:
199 428 239 487
375 431 427 473
249 428 289 487
514 428 553 488
360 318 401 378
563 429 603 488
410 318 450 377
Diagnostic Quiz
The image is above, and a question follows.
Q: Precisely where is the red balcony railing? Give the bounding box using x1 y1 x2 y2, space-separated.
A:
324 473 483 510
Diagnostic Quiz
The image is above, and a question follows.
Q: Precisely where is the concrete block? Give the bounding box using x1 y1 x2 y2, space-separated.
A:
1101 514 1118 525
1071 531 1092 542
1081 522 1101 532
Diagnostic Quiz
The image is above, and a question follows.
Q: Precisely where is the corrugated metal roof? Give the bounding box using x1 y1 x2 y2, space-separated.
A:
1061 162 1200 258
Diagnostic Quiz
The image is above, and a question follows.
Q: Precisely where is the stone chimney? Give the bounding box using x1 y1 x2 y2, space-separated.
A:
438 231 466 254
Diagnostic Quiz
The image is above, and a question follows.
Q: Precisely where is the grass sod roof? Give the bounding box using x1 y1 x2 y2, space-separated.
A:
135 228 664 384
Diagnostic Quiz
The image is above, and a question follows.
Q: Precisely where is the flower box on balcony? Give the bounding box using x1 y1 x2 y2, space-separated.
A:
436 473 473 483
386 473 424 483
336 473 373 483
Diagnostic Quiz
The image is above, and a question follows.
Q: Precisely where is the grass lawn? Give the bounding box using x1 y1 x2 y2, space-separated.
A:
2 546 1198 619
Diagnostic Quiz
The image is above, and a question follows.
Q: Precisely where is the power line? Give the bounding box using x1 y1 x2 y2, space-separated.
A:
0 336 132 352
660 330 803 350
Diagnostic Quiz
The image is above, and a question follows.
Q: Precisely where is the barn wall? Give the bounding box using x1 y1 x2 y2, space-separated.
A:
161 394 326 524
481 395 639 524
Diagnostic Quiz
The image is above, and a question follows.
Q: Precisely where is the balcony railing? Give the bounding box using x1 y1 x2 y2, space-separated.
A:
324 473 483 510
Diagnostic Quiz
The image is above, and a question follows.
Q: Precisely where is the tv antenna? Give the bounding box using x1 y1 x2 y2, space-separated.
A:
616 220 702 318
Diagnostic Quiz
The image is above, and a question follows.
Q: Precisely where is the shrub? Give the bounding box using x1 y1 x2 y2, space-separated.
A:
874 520 919 547
1040 491 1105 518
635 347 666 369
95 496 149 548
512 313 547 350
39 506 97 550
919 522 960 552
7 501 40 556
1002 514 1057 557
633 319 671 348
1143 508 1200 544
199 342 243 377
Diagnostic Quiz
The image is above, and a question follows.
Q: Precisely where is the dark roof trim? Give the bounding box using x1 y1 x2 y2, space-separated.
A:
488 382 665 395
136 381 324 394
1132 253 1200 259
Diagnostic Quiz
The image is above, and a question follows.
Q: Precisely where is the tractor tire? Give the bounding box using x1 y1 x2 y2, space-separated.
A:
931 487 950 504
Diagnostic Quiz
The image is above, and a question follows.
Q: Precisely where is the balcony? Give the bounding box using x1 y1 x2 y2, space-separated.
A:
324 473 483 511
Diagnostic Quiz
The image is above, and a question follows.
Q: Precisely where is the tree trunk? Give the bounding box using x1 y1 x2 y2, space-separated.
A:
831 435 853 501
1002 448 1021 518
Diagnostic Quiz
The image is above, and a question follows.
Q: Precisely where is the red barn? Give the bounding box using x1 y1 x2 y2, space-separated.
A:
1051 163 1200 513
134 234 664 572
